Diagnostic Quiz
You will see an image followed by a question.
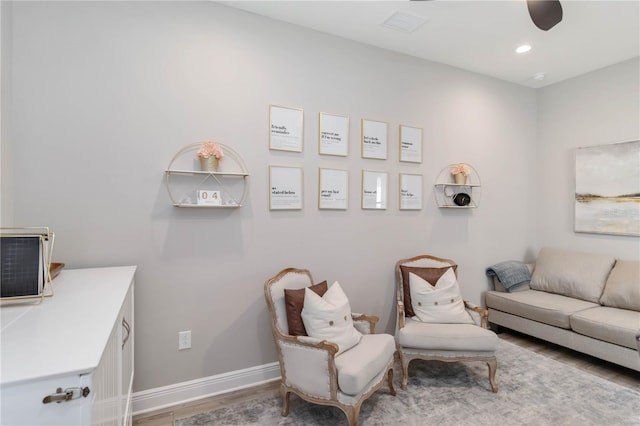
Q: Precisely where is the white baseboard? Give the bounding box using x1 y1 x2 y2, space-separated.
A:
132 361 281 416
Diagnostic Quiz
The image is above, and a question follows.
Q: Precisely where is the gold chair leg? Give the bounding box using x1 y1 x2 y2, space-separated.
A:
487 358 498 393
399 353 409 390
280 385 290 416
344 403 361 426
387 368 397 396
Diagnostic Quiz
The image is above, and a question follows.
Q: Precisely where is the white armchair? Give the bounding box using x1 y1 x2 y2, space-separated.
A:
395 255 499 392
264 268 396 426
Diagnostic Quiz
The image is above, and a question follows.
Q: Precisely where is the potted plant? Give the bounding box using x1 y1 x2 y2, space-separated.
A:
450 163 470 184
197 142 224 172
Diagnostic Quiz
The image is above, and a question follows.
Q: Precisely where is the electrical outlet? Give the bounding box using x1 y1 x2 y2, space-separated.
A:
178 330 191 350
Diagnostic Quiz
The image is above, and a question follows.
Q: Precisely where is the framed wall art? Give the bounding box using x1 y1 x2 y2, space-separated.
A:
361 170 388 210
399 173 422 210
399 125 423 163
318 168 348 210
269 166 303 210
269 105 303 152
575 140 639 236
361 119 388 160
319 112 349 156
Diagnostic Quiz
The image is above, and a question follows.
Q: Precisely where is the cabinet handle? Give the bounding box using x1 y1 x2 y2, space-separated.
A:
122 317 131 350
43 387 90 404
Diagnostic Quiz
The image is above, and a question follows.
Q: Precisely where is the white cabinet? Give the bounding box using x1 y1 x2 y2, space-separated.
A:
120 285 134 425
0 266 136 426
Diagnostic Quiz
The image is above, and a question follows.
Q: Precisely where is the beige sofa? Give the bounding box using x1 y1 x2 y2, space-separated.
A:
486 247 640 372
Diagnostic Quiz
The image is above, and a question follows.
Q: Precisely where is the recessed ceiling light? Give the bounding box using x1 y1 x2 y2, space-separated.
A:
515 44 532 54
533 73 546 81
381 11 428 34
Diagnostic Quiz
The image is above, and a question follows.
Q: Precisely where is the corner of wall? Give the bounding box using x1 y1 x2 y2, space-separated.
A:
1 0 14 226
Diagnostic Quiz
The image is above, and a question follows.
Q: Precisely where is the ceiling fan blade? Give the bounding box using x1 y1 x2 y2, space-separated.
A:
527 0 563 31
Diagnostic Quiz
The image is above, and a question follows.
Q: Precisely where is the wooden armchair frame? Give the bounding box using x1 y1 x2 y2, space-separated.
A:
395 255 498 392
264 267 396 426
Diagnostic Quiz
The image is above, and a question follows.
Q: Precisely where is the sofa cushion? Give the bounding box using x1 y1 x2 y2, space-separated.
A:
570 306 640 349
599 260 640 311
334 333 395 396
486 290 599 329
398 318 498 351
529 247 615 303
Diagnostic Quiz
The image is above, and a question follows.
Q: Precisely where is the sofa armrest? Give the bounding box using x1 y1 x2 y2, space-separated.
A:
492 263 534 292
464 301 489 328
352 313 379 334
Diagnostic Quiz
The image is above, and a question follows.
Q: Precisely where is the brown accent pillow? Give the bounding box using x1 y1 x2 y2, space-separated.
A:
399 265 457 317
284 281 328 336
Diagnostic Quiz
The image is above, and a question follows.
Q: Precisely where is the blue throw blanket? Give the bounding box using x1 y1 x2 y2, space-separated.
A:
486 260 531 292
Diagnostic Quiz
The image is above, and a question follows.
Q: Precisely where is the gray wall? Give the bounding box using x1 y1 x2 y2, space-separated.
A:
3 1 636 394
1 0 13 226
536 57 640 258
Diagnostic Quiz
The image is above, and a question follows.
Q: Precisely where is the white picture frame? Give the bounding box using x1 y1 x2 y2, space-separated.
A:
399 125 423 163
361 170 388 210
319 112 349 156
318 168 348 210
269 105 303 152
399 173 422 210
269 166 303 210
361 119 388 160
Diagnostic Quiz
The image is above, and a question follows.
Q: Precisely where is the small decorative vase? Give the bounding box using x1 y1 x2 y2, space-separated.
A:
454 173 467 185
199 156 219 172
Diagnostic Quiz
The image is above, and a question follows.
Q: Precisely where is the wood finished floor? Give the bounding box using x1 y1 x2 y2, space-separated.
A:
133 329 640 426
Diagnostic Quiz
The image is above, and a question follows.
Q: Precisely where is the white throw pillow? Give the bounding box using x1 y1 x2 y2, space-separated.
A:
409 268 474 324
301 281 362 355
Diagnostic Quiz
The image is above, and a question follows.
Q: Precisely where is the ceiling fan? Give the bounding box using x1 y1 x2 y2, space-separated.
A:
527 0 563 31
409 0 563 32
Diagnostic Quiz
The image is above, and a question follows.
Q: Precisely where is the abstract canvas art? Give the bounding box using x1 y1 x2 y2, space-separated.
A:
575 140 640 236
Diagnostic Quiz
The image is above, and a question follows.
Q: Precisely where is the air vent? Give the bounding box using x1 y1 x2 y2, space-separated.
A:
381 11 428 34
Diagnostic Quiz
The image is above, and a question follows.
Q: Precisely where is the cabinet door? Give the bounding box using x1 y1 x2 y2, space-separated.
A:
1 374 92 425
120 284 134 425
91 318 120 425
92 281 134 426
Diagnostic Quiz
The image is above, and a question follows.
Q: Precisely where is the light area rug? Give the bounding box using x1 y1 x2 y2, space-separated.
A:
176 340 640 426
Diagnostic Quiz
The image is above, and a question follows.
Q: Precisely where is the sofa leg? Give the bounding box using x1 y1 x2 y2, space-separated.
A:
489 322 502 334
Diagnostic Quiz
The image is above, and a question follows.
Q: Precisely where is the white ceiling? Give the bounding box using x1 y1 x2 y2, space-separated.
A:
218 0 640 88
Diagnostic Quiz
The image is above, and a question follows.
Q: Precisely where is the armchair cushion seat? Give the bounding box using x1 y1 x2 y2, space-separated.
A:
335 333 396 395
399 318 499 352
